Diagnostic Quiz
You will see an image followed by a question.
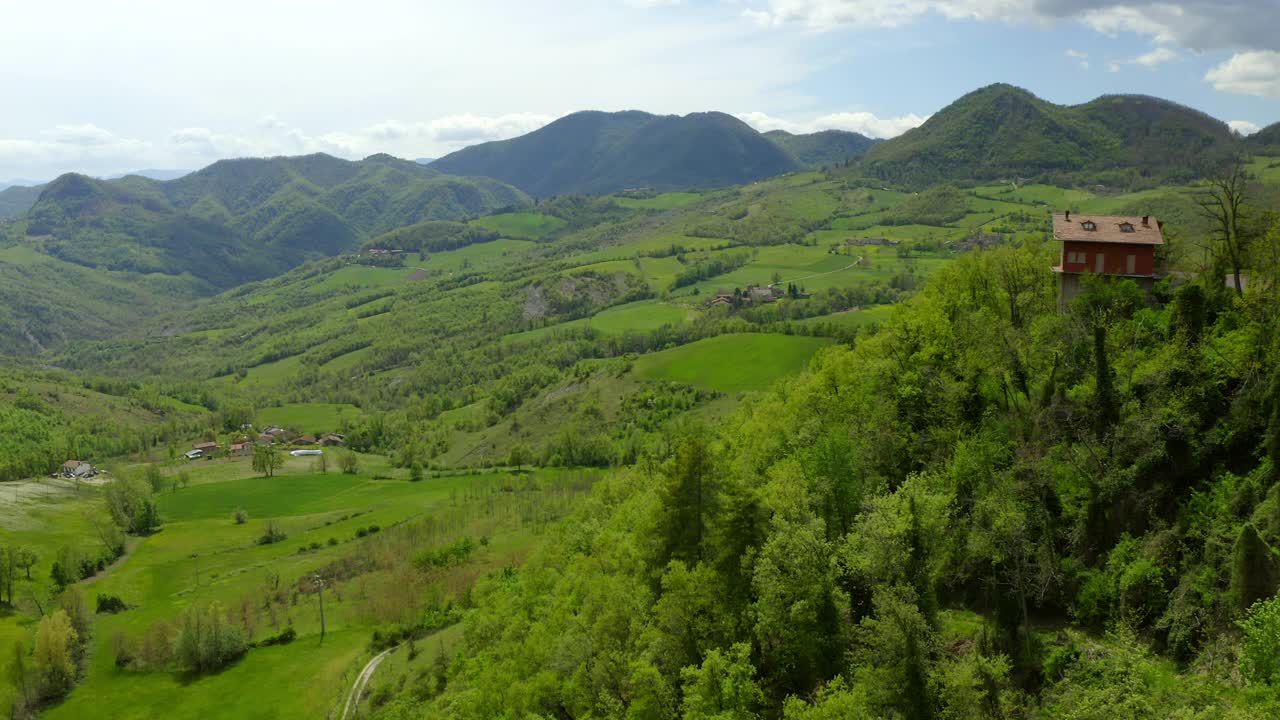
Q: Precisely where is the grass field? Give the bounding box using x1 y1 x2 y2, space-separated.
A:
503 299 692 343
794 304 897 329
419 238 535 272
257 403 362 432
614 192 704 210
631 333 833 393
471 212 566 240
0 461 596 720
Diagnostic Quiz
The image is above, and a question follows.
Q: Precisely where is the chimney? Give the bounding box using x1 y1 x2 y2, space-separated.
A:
1065 210 1071 221
1142 215 1149 227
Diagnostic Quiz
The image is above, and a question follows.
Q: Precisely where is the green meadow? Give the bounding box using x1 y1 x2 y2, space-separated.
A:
470 212 567 239
257 403 362 432
631 333 834 393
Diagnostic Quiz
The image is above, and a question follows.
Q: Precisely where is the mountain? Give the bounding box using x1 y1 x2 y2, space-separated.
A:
431 110 874 196
0 184 43 219
862 84 1237 186
765 129 879 168
1246 122 1280 154
414 157 436 165
18 153 529 289
102 168 192 181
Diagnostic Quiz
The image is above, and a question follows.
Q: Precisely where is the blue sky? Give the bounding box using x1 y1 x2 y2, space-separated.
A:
1 0 1278 182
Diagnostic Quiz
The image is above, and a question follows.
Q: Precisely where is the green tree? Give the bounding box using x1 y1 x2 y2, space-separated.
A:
1239 594 1280 685
656 433 717 567
338 449 359 475
143 463 165 494
34 610 78 700
1231 524 1280 612
680 643 762 720
252 444 282 477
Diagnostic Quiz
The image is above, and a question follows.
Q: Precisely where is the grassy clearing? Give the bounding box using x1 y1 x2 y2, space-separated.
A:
257 403 362 432
418 238 535 272
631 333 833 393
470 212 567 240
793 304 896 329
613 192 704 210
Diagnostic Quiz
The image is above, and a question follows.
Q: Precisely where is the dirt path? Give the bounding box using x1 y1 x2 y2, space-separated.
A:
773 258 861 287
341 646 395 720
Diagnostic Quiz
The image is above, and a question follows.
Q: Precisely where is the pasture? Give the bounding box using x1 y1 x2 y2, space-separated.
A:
470 212 566 240
257 403 362 432
613 192 704 210
631 333 833 393
1 461 597 720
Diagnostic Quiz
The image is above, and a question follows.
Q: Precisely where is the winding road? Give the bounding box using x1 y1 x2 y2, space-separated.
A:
340 646 395 720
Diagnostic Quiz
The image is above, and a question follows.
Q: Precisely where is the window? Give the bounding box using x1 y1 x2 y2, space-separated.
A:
1127 255 1136 274
1067 251 1087 264
1082 221 1096 231
1119 222 1135 232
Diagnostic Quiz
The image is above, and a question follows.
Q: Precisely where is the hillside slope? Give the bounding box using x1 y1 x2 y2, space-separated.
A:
432 111 876 196
19 153 529 288
862 84 1236 186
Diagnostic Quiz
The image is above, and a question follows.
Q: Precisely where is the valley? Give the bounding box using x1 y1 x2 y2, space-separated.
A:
2 81 1280 720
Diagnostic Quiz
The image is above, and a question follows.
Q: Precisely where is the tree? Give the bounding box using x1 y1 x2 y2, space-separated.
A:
252 444 282 477
105 476 160 535
409 462 424 482
1231 524 1280 612
338 449 359 475
1239 594 1280 685
656 433 717 567
33 610 78 700
680 643 762 720
13 546 37 580
143 464 165 494
1196 159 1253 296
507 444 532 472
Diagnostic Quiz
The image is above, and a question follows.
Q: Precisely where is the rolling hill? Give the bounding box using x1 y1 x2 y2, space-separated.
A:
431 110 875 196
861 84 1237 186
16 153 530 288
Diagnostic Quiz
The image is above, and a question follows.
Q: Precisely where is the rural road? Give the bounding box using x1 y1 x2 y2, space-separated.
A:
774 258 861 287
340 646 395 720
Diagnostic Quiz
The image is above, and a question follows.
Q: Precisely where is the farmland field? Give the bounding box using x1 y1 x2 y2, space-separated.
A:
631 333 834 392
613 192 704 209
470 212 567 239
257 403 362 432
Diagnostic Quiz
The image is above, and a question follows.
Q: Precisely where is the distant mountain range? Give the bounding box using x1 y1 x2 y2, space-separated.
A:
13 153 528 288
430 110 878 196
861 84 1239 186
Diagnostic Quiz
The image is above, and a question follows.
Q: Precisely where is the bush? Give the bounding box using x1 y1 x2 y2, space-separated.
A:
96 594 128 614
233 508 248 525
174 603 247 673
257 521 287 546
1239 595 1280 685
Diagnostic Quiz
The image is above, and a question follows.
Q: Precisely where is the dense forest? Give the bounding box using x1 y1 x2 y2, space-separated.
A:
371 242 1280 719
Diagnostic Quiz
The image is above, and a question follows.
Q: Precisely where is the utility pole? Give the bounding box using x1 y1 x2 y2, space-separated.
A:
314 574 326 644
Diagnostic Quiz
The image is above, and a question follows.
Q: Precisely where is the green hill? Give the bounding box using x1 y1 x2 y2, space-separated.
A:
432 111 872 196
0 183 43 219
19 154 530 288
764 128 879 168
1246 122 1280 154
862 84 1236 186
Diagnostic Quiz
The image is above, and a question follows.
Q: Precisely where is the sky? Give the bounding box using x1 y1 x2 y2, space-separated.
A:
2 0 1279 183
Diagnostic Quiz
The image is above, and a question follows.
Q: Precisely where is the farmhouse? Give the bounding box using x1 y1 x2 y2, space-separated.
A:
319 433 346 446
61 460 93 478
1051 211 1163 303
230 442 252 456
193 441 220 454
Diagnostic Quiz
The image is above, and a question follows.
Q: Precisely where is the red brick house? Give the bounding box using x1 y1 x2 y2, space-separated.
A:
1052 211 1164 303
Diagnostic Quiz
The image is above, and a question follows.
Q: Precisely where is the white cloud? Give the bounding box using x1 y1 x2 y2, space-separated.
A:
1227 119 1261 135
736 110 928 138
1065 48 1089 69
741 1 1280 54
1205 50 1280 98
1133 46 1178 67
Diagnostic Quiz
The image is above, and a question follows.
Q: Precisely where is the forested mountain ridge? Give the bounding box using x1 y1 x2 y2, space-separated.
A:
14 153 530 288
862 84 1238 186
431 110 876 196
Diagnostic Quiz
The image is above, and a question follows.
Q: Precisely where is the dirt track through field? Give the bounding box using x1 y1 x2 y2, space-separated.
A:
341 647 394 720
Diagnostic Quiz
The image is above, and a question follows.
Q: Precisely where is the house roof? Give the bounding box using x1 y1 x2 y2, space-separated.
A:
193 442 219 450
1053 213 1163 245
63 460 82 468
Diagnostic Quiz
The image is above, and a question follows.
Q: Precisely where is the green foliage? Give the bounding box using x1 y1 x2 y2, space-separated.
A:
174 603 248 673
1239 595 1280 685
680 643 763 720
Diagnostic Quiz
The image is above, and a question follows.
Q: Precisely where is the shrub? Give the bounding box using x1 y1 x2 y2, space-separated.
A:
96 594 128 614
257 521 287 546
1239 595 1280 685
233 508 248 525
